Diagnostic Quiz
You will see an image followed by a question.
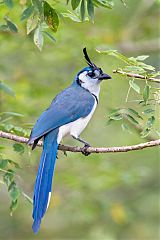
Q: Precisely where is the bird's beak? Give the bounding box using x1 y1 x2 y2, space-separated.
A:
98 73 112 80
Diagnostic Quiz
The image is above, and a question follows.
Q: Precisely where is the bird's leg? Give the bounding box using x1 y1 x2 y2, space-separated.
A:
72 136 91 156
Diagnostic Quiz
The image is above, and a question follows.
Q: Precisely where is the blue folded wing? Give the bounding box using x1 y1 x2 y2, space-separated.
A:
29 84 95 143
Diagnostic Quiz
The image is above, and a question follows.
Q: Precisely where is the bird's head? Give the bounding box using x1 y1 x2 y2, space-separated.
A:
75 48 111 95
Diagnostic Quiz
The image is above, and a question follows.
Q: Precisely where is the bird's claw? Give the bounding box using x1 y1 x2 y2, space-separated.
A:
82 144 91 156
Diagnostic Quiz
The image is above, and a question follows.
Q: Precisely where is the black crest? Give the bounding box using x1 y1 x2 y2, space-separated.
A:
83 47 97 69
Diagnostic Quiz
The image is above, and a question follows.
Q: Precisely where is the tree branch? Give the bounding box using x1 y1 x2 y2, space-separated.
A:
113 69 160 83
0 131 160 153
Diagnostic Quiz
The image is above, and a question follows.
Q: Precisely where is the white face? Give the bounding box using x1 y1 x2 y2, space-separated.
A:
78 69 101 97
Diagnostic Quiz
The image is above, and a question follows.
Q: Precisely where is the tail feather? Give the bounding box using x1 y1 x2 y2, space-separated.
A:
32 129 59 234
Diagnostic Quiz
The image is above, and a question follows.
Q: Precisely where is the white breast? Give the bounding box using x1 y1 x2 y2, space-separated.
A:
57 100 97 144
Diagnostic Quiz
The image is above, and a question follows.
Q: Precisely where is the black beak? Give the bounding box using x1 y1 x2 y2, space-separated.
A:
98 73 111 80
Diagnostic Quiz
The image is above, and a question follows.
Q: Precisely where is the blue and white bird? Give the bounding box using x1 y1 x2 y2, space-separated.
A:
28 48 111 233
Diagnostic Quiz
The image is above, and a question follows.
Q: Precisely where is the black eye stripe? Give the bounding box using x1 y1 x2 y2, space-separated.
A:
87 71 95 77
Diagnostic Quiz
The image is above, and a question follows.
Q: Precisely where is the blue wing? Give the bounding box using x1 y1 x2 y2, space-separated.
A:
28 83 95 143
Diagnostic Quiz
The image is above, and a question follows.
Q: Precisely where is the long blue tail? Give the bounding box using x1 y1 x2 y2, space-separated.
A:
32 129 59 234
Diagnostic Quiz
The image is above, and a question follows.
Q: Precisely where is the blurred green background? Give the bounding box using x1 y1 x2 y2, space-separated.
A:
0 0 159 239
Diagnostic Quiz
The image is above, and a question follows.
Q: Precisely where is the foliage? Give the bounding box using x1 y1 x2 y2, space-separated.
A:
0 0 123 50
98 50 160 138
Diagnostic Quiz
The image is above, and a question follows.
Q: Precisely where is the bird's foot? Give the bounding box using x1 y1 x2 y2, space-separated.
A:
82 144 91 156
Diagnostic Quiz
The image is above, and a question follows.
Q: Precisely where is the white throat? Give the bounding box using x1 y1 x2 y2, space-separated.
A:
79 71 101 99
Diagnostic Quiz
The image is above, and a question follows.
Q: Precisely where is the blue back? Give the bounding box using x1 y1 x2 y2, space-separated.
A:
29 82 95 142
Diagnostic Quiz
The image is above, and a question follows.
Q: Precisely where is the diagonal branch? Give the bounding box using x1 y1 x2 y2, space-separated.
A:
0 130 160 153
113 69 160 83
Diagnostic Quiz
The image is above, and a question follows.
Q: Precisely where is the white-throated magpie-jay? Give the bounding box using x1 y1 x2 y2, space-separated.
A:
28 48 111 233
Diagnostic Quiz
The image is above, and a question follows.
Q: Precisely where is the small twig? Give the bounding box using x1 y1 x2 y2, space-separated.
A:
0 131 160 154
113 69 160 83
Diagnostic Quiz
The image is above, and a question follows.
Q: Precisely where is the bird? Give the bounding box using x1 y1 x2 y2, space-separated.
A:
28 48 111 233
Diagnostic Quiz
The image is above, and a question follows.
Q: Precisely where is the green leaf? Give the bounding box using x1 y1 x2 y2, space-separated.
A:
27 15 38 35
123 66 146 74
3 170 14 186
44 1 59 32
0 159 8 169
135 55 149 61
93 0 113 9
125 114 139 125
146 116 155 129
127 108 143 120
4 0 13 8
34 26 44 51
106 119 114 125
32 0 43 14
138 62 155 71
141 128 151 138
21 6 34 21
80 0 85 21
0 112 24 117
143 85 150 104
71 0 81 10
43 31 56 42
62 12 81 22
142 108 155 115
10 186 20 202
5 19 18 33
121 123 131 133
13 143 24 154
87 0 94 22
0 24 8 31
0 82 15 97
129 80 140 94
109 114 123 120
8 160 20 169
10 199 18 216
97 50 136 65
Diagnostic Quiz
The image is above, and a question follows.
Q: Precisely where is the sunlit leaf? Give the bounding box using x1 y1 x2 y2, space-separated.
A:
27 15 38 34
93 0 114 8
0 112 24 117
124 66 146 74
71 0 81 10
34 26 44 50
62 12 81 22
129 80 140 94
44 1 59 32
32 0 43 14
135 55 149 61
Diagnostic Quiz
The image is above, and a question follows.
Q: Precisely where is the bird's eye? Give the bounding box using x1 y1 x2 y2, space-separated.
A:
87 71 95 78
